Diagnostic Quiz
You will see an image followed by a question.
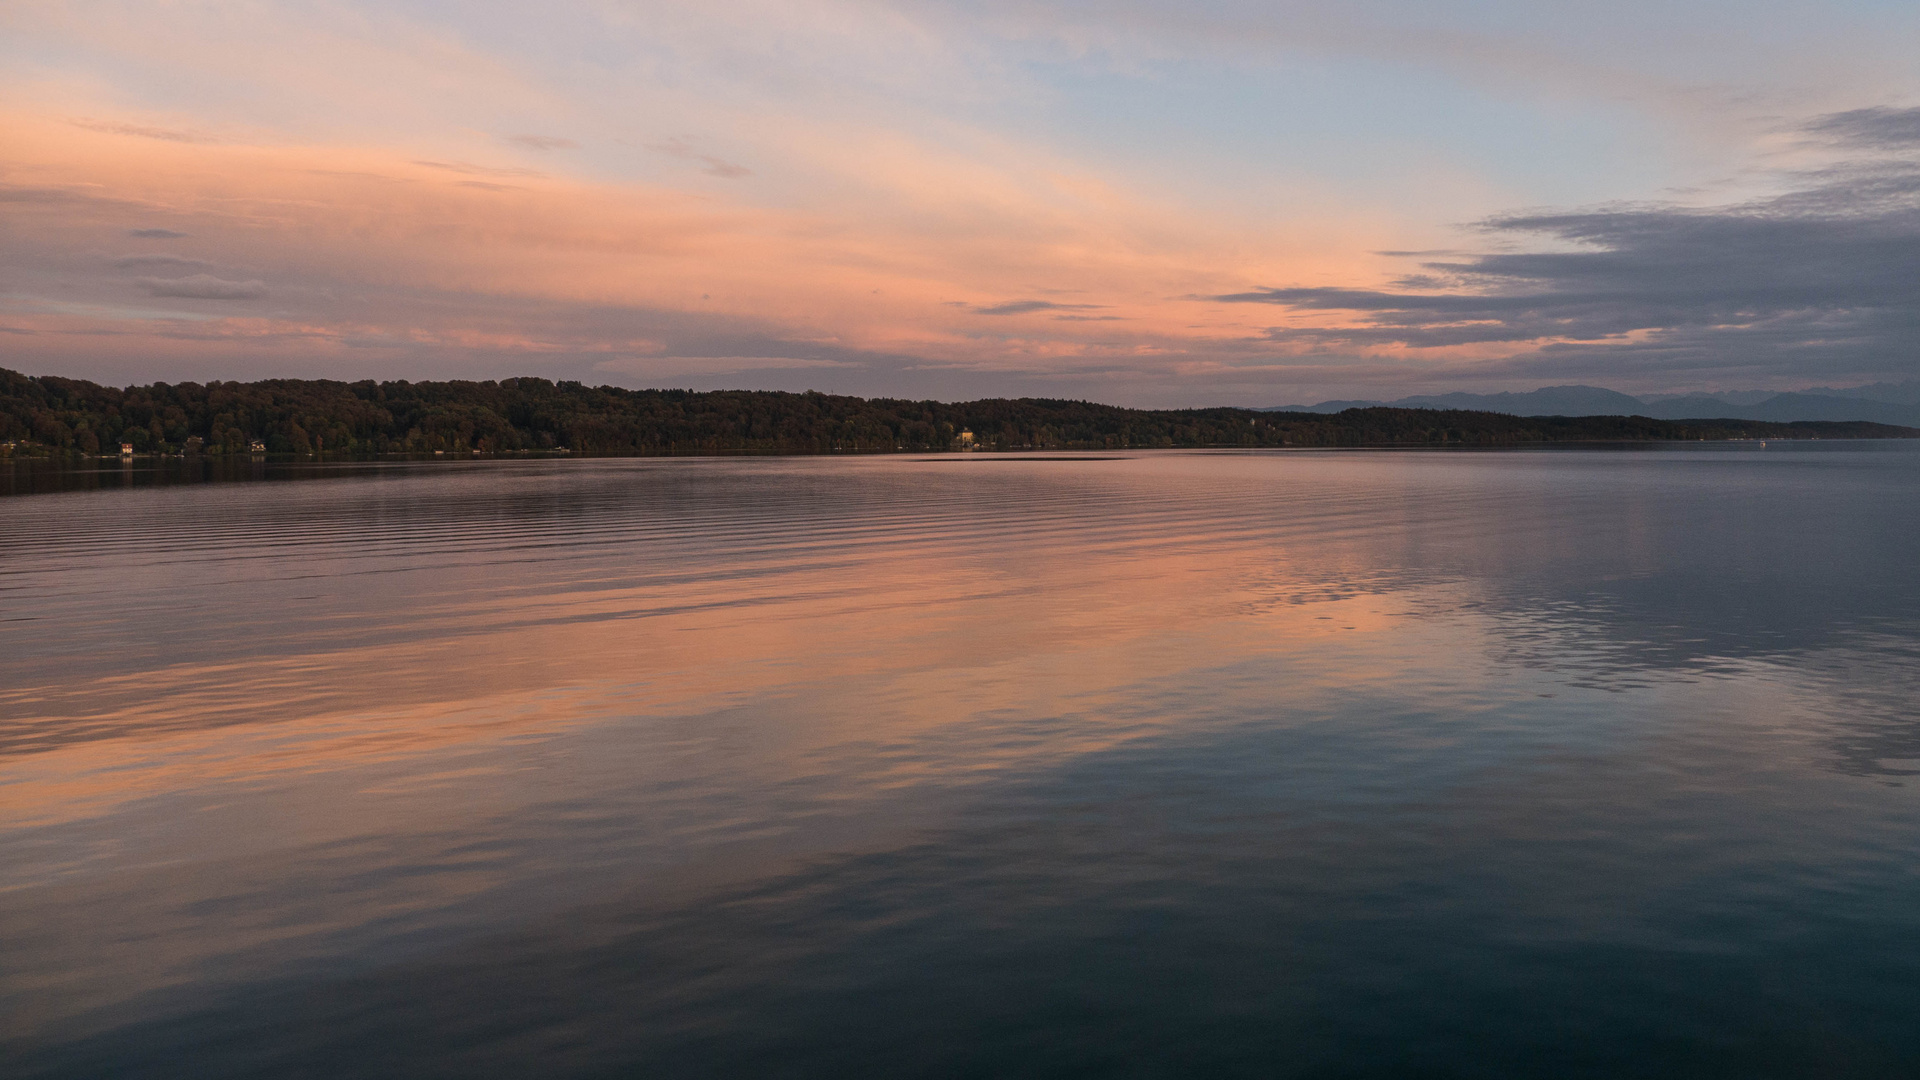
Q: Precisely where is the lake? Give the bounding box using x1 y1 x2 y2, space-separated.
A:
4 445 1919 1077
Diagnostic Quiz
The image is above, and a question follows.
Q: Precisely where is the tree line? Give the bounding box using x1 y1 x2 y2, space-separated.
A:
1 367 1912 456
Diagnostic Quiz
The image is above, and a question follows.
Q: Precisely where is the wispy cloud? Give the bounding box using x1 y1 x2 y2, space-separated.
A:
70 118 216 143
138 275 267 300
1805 106 1920 150
593 355 858 376
113 254 214 270
411 160 542 178
649 138 751 179
128 228 187 239
970 300 1104 315
507 134 578 151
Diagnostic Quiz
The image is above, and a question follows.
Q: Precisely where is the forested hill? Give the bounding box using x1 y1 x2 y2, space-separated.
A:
1 368 1914 456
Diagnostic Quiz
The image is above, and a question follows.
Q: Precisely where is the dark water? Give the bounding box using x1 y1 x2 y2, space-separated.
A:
3 446 1918 1078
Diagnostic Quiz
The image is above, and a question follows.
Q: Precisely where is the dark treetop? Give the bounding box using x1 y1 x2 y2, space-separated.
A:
2 368 1913 456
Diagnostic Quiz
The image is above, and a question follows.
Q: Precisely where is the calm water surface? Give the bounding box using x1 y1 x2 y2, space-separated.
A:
3 447 1919 1077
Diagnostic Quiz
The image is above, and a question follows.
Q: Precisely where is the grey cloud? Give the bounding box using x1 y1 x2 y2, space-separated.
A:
113 254 213 270
0 186 84 203
1211 133 1920 383
593 356 858 377
972 300 1103 315
128 228 188 239
139 275 267 300
508 134 578 151
1806 106 1920 150
650 138 751 179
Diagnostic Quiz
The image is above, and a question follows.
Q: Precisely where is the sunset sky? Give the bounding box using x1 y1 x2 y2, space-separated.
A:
4 1 1918 406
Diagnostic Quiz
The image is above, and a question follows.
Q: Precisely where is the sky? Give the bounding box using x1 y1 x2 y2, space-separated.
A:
2 1 1918 406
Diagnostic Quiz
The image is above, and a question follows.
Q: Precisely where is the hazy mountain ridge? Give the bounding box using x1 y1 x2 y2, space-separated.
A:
1263 382 1920 425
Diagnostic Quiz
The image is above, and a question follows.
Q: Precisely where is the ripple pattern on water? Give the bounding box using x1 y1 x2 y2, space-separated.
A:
3 447 1918 1076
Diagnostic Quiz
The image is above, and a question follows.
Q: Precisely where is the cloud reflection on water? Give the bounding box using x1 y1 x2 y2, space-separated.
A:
2 448 1917 1072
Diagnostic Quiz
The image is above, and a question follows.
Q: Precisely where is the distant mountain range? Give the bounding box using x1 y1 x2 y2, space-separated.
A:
1262 381 1920 426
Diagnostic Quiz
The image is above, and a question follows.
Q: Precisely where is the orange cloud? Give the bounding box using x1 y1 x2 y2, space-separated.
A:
2 107 1452 395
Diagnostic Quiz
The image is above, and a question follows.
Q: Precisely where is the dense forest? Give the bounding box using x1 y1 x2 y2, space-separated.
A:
1 367 1913 456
